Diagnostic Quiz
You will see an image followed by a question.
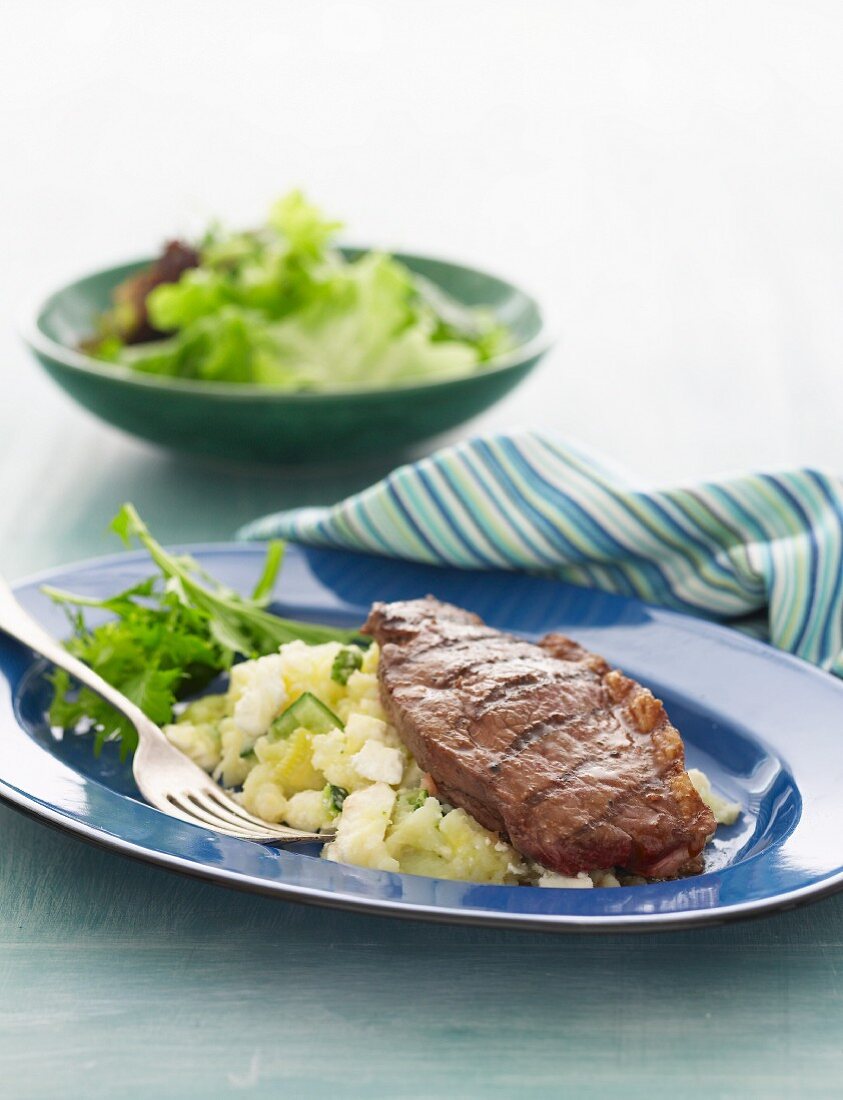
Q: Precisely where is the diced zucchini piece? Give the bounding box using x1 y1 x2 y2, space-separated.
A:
323 783 349 815
267 692 343 742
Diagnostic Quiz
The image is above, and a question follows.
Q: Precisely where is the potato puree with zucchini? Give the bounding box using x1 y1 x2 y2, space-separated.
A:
165 640 739 887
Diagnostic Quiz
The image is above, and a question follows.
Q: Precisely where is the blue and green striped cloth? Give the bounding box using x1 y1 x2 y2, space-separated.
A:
238 432 843 676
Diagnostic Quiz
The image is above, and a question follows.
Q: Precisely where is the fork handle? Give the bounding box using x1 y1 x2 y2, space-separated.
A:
0 573 155 740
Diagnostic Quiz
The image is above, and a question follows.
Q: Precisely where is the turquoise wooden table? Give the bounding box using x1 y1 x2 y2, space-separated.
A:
5 1 843 1093
2 379 843 1100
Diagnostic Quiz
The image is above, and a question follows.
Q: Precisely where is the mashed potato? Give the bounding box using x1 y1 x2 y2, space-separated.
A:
688 768 741 825
166 640 739 887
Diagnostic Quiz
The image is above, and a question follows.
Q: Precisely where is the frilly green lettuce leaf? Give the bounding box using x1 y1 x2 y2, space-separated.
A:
97 190 510 390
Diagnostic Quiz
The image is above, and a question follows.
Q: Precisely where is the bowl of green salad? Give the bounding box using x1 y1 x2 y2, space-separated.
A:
24 192 553 464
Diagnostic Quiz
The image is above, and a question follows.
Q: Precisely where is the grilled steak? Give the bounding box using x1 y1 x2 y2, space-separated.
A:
363 597 716 879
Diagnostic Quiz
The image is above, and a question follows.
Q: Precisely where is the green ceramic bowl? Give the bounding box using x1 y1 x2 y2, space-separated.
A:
24 249 553 464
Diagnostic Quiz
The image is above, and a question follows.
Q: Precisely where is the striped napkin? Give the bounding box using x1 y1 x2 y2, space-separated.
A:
238 432 843 676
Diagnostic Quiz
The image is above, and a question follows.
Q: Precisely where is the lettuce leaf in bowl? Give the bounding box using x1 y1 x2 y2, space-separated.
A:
89 191 510 391
265 252 479 389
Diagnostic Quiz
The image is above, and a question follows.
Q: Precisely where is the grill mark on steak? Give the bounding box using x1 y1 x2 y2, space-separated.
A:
473 671 543 717
431 656 504 690
563 779 660 839
390 632 510 675
364 596 717 879
488 705 609 772
518 744 629 807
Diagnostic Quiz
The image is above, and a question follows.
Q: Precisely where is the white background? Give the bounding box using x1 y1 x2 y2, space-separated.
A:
2 0 843 571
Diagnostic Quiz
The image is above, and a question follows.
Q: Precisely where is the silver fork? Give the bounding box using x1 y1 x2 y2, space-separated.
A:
0 574 331 844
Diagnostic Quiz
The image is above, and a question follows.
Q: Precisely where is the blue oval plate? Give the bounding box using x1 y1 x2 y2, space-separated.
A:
2 543 842 933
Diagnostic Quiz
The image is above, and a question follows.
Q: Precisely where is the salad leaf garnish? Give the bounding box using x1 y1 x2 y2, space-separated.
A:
44 504 362 756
